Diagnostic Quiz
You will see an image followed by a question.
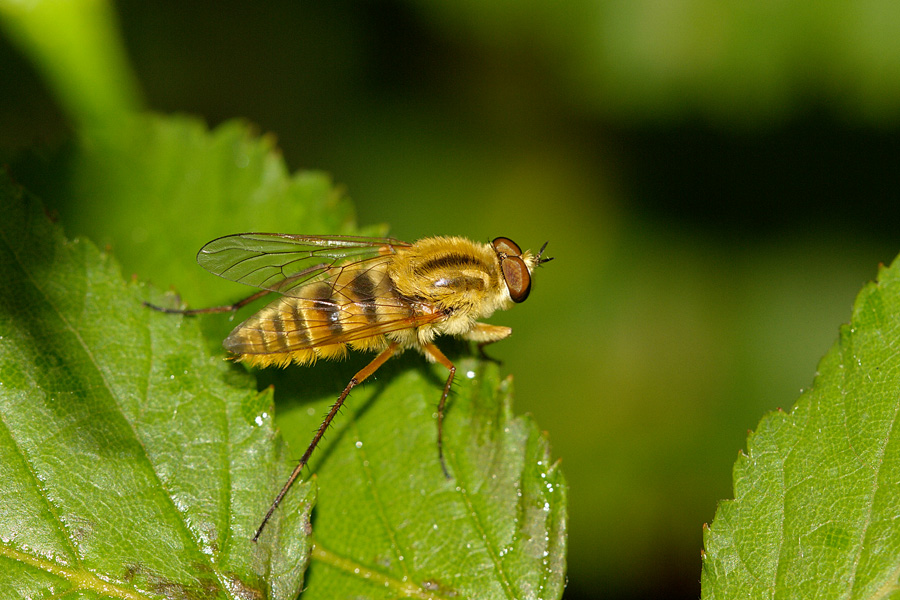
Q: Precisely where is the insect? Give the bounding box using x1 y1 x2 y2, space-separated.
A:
150 233 552 541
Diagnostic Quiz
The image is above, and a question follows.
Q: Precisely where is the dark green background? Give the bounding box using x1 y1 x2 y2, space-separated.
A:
2 2 899 598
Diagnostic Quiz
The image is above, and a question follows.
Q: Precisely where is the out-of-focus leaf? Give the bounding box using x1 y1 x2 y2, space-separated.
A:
410 1 900 124
0 174 315 600
0 0 140 125
702 254 900 598
2 0 362 302
57 114 362 309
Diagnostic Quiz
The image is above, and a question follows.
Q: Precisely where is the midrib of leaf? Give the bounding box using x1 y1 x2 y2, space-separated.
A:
310 544 445 600
766 412 790 594
0 223 94 568
844 319 900 600
444 446 517 600
0 202 229 595
218 392 234 567
0 545 154 600
344 410 522 599
349 419 411 582
870 563 900 600
0 402 75 562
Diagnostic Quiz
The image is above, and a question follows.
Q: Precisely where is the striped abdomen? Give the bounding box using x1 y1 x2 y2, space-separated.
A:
224 261 411 367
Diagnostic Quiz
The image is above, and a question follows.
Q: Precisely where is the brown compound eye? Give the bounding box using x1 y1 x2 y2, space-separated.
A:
492 237 531 302
492 237 522 257
500 255 532 303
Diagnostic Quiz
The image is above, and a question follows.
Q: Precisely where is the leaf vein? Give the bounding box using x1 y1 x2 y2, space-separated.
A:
0 404 80 562
351 419 411 580
311 542 448 600
0 543 158 600
843 366 900 597
446 445 518 600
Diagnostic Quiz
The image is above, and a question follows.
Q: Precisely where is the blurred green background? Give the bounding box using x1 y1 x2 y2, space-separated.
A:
2 1 900 598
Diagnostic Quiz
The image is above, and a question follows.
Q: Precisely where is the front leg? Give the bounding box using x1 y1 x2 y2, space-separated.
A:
465 322 512 362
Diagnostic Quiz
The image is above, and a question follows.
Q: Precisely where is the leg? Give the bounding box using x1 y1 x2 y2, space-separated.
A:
144 289 271 315
423 344 456 479
252 342 399 542
464 322 512 364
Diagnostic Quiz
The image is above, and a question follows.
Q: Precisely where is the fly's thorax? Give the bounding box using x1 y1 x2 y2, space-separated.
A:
388 236 515 319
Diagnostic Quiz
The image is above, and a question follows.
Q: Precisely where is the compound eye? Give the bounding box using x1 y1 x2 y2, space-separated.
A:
492 237 522 257
501 256 532 303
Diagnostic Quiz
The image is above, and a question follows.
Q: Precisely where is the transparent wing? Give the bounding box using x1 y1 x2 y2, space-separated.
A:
197 233 410 295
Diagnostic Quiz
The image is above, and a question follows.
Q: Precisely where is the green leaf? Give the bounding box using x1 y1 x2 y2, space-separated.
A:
0 174 315 599
268 353 567 600
702 256 900 598
46 114 363 309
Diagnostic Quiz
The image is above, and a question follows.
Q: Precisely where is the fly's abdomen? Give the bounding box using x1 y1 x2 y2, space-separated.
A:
224 263 408 367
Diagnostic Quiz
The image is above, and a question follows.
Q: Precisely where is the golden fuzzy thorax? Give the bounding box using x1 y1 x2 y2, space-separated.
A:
392 236 512 315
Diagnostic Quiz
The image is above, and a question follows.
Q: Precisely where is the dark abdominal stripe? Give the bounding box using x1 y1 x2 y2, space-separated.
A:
309 284 344 336
350 271 380 324
290 302 311 344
